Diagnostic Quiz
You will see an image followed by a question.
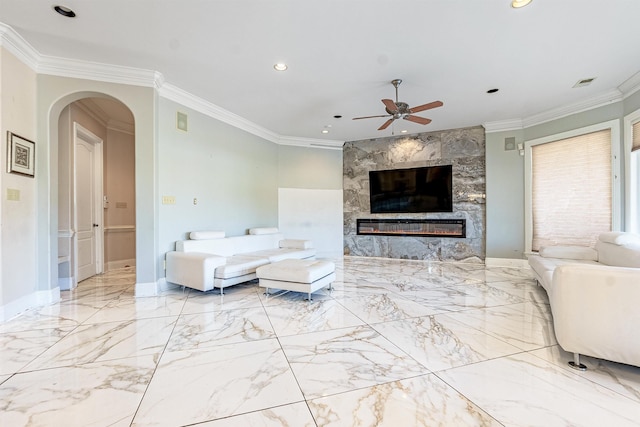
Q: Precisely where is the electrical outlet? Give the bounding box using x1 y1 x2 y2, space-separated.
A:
162 196 176 205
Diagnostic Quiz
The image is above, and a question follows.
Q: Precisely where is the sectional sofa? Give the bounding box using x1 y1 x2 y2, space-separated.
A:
165 228 315 293
528 232 640 369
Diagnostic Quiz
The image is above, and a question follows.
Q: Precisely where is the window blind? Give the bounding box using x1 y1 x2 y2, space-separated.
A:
633 120 640 152
531 129 611 251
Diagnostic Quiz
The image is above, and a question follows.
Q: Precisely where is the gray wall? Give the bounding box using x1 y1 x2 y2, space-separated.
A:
157 97 279 266
344 126 486 262
485 129 525 259
157 101 347 272
485 93 640 259
277 145 344 258
278 145 343 189
37 75 156 292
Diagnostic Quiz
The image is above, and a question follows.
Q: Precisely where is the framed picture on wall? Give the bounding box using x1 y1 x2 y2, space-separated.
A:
7 131 35 177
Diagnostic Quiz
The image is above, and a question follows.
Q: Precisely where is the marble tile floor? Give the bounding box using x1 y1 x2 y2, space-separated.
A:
1 259 639 426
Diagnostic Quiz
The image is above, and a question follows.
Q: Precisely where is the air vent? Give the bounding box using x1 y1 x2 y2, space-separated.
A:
573 77 596 88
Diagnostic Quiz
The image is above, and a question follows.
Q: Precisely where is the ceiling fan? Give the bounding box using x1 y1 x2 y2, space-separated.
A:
353 79 443 131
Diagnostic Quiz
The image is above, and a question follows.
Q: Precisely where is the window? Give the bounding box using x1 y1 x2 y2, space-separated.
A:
524 120 620 252
624 110 640 233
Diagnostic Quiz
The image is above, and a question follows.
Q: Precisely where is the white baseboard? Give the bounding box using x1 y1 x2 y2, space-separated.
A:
106 258 136 271
58 276 75 291
135 278 182 297
135 280 160 297
485 257 530 269
0 287 61 322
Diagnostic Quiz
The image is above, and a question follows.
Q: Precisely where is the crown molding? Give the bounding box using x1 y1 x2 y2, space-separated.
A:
0 22 162 88
278 135 344 150
4 21 637 145
522 89 622 128
158 83 345 149
38 55 162 88
484 89 623 133
619 71 640 99
74 99 109 127
158 82 282 143
482 119 524 133
0 23 39 71
74 97 135 134
107 119 135 135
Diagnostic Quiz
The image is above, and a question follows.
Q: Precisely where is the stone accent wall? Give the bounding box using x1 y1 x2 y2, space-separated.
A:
343 126 485 262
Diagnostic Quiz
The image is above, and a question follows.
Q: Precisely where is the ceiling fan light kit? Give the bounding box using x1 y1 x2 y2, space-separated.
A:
353 79 443 131
511 0 532 8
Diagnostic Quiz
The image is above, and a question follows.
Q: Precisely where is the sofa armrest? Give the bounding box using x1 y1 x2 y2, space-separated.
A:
279 239 314 250
550 264 640 367
166 251 226 292
539 245 597 261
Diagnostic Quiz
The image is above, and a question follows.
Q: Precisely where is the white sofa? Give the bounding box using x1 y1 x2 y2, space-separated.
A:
165 228 316 293
528 232 640 369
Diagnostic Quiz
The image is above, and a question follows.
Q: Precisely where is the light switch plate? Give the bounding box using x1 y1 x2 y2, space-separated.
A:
7 188 20 201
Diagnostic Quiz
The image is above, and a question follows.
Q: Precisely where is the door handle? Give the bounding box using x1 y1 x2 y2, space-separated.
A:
93 224 99 227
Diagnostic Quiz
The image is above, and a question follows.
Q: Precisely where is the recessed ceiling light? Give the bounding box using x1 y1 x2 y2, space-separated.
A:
53 5 76 17
401 130 408 133
487 88 499 94
333 115 342 119
321 129 329 134
273 63 288 71
511 0 532 8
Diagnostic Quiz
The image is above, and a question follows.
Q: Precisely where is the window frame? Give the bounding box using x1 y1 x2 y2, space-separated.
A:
623 109 640 233
524 119 621 254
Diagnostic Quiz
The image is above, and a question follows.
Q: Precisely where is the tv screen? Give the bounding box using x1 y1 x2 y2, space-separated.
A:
369 165 453 213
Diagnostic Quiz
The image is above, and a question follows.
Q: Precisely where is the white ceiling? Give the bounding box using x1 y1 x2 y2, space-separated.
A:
2 0 640 143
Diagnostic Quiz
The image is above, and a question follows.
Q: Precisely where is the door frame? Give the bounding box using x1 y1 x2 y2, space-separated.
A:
73 122 104 282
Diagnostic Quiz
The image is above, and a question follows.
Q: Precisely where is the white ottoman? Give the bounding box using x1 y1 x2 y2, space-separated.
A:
256 259 335 300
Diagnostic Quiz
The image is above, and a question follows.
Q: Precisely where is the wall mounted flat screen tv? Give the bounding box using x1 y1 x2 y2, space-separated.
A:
369 165 453 213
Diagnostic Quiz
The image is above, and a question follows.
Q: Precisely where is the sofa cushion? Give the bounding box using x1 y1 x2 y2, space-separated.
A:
249 227 279 235
189 230 225 240
242 247 316 263
528 254 599 292
596 240 640 268
214 256 270 279
165 252 227 292
279 239 314 249
177 233 284 257
539 245 598 261
598 231 640 246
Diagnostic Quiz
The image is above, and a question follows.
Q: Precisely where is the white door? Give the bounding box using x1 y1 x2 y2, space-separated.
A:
74 123 103 282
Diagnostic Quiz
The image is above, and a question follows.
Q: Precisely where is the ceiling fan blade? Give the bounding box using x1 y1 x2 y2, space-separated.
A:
381 99 398 112
352 114 391 120
404 115 432 125
378 118 394 130
409 100 443 114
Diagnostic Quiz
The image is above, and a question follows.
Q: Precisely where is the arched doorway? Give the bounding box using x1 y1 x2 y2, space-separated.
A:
56 95 136 290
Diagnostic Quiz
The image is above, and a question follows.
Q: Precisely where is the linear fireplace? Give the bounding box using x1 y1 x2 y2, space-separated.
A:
357 218 466 238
